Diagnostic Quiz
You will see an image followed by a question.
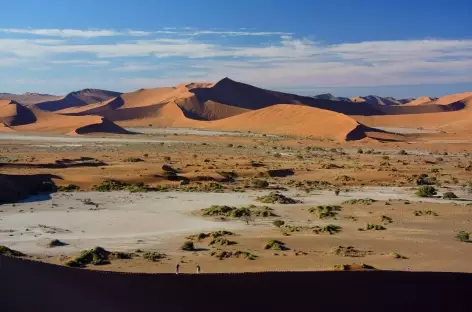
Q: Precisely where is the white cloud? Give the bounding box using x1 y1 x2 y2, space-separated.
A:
0 28 151 38
1 29 472 88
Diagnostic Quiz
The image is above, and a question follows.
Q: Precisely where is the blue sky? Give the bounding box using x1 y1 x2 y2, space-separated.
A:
1 0 471 97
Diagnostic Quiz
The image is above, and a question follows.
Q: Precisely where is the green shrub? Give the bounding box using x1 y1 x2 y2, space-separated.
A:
143 252 166 261
308 205 341 219
342 198 376 205
358 223 386 231
209 237 237 246
264 240 288 250
181 241 195 251
313 224 342 235
256 192 300 204
416 186 437 197
57 184 80 192
65 247 111 267
442 192 458 199
273 220 285 228
455 231 470 242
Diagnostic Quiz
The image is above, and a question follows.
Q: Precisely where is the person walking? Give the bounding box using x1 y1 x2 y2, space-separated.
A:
176 263 180 275
196 264 201 274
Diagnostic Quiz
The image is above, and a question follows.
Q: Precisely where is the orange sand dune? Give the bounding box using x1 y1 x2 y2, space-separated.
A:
14 108 129 135
0 100 36 126
193 104 368 141
354 95 472 132
433 92 472 105
0 99 128 135
404 96 434 106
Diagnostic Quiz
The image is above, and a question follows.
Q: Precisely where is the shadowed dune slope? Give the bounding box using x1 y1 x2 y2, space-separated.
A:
190 78 384 116
35 89 122 112
0 100 37 126
0 256 470 312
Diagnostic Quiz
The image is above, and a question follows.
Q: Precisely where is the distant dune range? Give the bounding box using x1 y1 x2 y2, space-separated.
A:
1 78 471 140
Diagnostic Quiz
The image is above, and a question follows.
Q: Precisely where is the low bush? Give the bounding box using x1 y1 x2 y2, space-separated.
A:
123 157 143 163
143 252 166 261
358 223 386 231
342 198 376 205
209 237 237 246
442 192 458 199
181 241 195 251
273 220 285 228
0 245 26 257
455 231 470 242
264 239 288 251
65 247 111 267
380 215 393 224
57 184 80 192
415 186 437 197
47 239 68 247
308 205 342 219
256 192 300 204
313 224 342 235
413 210 438 216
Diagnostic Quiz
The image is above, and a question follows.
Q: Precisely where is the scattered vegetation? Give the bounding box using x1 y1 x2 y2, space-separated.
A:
380 215 393 224
358 223 386 231
57 184 80 192
264 240 288 250
0 245 26 257
143 252 166 261
313 224 342 235
201 205 276 218
331 246 371 257
210 250 257 260
416 174 437 186
455 231 470 242
413 210 438 216
415 186 437 197
342 198 376 205
65 247 114 267
209 237 237 246
256 192 300 204
308 205 342 219
92 180 166 193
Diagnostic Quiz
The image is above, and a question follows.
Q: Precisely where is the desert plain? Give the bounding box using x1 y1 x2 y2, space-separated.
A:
2 79 472 273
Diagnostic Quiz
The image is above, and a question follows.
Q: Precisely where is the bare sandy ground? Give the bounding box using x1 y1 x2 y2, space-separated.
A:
2 187 470 257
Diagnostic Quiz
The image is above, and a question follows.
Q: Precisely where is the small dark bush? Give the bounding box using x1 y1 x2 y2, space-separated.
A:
416 186 437 197
181 241 195 251
442 192 458 199
455 231 469 242
273 220 285 228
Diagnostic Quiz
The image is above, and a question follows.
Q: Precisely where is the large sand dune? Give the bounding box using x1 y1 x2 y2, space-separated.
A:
0 100 128 135
35 89 121 112
355 94 472 133
195 104 368 141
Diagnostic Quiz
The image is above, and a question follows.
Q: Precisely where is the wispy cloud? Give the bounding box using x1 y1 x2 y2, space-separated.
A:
1 28 472 90
0 28 151 38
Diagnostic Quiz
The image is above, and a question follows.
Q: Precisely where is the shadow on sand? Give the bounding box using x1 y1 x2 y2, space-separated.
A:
0 255 470 312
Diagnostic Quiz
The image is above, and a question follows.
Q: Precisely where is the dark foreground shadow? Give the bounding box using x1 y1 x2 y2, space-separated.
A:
0 173 60 204
0 256 470 312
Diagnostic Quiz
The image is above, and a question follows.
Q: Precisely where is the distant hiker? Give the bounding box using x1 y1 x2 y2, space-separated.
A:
196 264 201 274
176 263 180 275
